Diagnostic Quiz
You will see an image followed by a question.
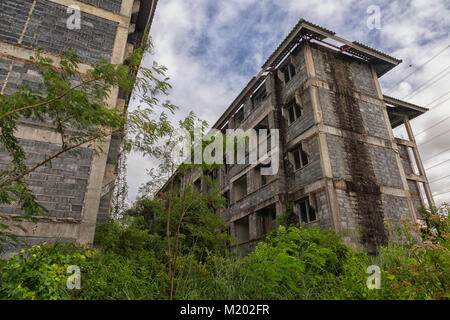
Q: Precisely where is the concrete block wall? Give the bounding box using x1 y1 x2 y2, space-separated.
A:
0 0 148 255
0 139 92 219
215 40 424 253
0 0 119 64
309 43 414 252
78 0 123 13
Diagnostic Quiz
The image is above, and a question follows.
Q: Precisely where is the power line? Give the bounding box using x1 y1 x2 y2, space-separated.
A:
425 91 450 108
429 174 450 184
426 158 450 171
417 128 450 147
409 98 450 138
415 115 450 137
429 96 450 110
403 67 450 100
422 147 450 162
433 190 450 197
385 44 450 94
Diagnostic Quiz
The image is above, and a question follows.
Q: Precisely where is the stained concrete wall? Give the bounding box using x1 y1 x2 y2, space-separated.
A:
217 40 420 253
309 43 414 252
0 0 149 256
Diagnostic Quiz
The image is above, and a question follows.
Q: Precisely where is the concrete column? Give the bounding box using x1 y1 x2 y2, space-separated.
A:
303 42 341 232
370 66 418 221
403 116 435 207
248 213 258 240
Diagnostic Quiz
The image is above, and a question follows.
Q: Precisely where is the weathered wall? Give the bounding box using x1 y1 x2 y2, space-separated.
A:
0 139 92 219
0 0 145 255
0 0 119 64
310 43 411 252
78 0 123 13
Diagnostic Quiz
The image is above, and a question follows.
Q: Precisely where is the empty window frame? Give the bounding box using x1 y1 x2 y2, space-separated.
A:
283 63 296 83
256 204 277 236
292 143 309 170
234 106 244 127
193 178 202 192
234 216 250 243
233 174 247 203
254 116 269 131
286 101 302 125
223 190 230 208
296 196 316 224
253 87 267 106
255 161 276 188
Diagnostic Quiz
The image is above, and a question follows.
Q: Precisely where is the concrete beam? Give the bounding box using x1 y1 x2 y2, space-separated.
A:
304 42 341 232
0 214 80 239
371 66 417 221
47 0 132 26
403 116 435 207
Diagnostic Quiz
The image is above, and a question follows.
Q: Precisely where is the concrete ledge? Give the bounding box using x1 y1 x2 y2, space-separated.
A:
0 214 80 238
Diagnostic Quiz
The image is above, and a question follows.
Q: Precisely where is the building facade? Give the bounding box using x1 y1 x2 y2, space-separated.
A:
202 20 434 254
0 0 157 255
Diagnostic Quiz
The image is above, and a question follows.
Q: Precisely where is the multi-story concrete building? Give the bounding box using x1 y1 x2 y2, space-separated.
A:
196 20 434 254
0 0 157 255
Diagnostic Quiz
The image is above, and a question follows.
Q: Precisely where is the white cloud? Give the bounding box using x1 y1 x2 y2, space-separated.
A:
126 0 450 205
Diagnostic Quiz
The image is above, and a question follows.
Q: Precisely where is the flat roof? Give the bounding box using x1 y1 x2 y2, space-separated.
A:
384 95 429 128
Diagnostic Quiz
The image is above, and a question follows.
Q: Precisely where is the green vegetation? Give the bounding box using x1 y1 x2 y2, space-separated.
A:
0 46 174 248
1 198 448 300
0 48 448 301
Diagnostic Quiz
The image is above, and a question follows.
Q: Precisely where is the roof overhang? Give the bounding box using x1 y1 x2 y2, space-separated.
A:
384 95 429 128
262 19 402 77
212 19 402 130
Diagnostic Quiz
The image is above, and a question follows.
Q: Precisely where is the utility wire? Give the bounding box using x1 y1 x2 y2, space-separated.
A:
417 128 450 147
410 98 450 138
403 67 450 100
385 44 450 94
433 189 450 197
416 115 450 137
429 96 450 110
415 116 450 137
425 91 450 108
422 147 450 162
425 158 450 171
429 174 450 184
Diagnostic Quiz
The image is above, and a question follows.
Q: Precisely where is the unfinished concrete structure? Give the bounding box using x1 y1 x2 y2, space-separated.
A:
196 20 434 253
0 0 158 254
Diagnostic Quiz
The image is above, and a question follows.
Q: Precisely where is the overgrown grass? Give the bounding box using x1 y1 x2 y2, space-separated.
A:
1 206 448 300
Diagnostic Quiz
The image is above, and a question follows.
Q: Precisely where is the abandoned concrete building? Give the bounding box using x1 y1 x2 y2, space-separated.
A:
0 0 158 255
183 20 435 254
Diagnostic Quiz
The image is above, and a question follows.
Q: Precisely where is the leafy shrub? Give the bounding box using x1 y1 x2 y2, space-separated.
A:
338 205 449 300
238 226 349 299
74 251 167 300
94 216 165 260
1 205 447 300
0 242 95 300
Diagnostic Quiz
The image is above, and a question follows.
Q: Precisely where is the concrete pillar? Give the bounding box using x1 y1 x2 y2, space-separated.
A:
249 213 258 240
403 116 435 207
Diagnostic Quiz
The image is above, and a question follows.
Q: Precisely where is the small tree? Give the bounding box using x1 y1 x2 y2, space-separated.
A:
128 113 229 300
0 46 173 250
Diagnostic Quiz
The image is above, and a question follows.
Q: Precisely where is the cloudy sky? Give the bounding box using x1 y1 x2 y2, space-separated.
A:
126 0 450 206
